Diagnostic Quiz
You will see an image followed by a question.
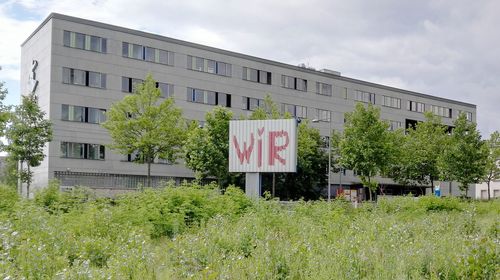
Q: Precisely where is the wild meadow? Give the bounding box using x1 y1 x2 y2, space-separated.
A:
0 183 498 279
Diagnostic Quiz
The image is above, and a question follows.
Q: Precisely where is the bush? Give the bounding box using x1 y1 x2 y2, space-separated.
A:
0 185 19 213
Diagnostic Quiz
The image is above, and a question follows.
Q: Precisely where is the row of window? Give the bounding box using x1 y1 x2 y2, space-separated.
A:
61 142 105 160
63 30 473 121
407 100 426 113
281 75 307 91
242 96 331 121
187 88 231 107
187 55 232 76
62 104 106 124
63 68 106 89
63 31 107 53
242 67 272 84
121 77 173 98
122 42 174 65
429 105 453 118
355 90 376 104
60 141 172 164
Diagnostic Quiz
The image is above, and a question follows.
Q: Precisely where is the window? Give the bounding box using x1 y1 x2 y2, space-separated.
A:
315 109 331 122
282 104 307 118
355 90 375 104
187 88 231 107
122 77 173 97
88 108 107 124
316 82 332 96
62 105 106 124
61 142 105 160
156 82 174 98
61 105 84 122
62 68 106 88
407 101 425 112
430 105 452 118
187 55 232 77
122 42 174 65
459 110 473 121
387 120 402 131
281 75 307 91
243 97 264 111
242 67 272 84
125 151 172 164
121 77 143 93
63 30 107 53
429 105 452 118
382 96 401 109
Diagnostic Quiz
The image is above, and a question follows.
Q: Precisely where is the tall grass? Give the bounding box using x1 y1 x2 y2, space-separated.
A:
0 184 498 279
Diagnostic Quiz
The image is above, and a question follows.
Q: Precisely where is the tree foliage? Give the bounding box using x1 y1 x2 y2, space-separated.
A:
5 93 52 197
389 112 448 191
184 107 238 187
102 74 186 187
439 113 488 195
0 75 12 146
249 96 327 200
483 131 500 200
339 103 396 200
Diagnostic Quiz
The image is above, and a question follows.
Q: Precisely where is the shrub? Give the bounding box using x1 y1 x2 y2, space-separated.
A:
0 185 19 213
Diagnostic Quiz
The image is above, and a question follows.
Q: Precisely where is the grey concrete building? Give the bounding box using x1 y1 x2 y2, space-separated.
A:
21 13 476 198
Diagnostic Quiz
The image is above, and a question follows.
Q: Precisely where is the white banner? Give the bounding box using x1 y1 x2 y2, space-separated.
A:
229 119 297 172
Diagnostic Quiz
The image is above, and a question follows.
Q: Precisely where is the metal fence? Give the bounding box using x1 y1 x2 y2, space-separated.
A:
54 171 187 189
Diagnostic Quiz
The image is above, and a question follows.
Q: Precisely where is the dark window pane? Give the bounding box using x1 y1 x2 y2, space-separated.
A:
122 42 129 57
195 57 204 71
145 47 155 62
88 72 102 88
101 38 107 53
63 31 71 47
216 62 226 76
194 89 205 103
132 44 143 59
159 49 168 64
207 60 216 73
72 69 86 86
90 36 100 52
122 77 130 92
75 33 85 49
207 91 216 105
61 104 69 120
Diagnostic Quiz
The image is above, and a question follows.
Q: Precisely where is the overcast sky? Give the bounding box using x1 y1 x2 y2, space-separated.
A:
0 0 498 137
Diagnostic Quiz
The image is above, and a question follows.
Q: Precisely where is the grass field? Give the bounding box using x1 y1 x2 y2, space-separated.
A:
0 183 498 279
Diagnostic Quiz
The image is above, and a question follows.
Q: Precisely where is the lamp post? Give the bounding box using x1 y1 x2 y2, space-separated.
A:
312 116 332 202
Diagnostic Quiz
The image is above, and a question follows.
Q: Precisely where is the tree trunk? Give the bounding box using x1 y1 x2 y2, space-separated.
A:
26 164 30 199
368 176 373 201
147 160 152 188
430 178 435 194
272 173 275 198
487 180 491 201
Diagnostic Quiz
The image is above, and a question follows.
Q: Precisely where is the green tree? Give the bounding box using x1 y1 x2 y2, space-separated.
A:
0 72 12 146
5 93 52 198
339 103 395 200
439 113 488 196
102 74 186 188
389 112 448 193
277 121 327 200
483 131 500 200
249 96 327 200
184 107 237 187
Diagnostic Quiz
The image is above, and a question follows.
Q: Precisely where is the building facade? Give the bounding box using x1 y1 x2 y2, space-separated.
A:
21 13 477 198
